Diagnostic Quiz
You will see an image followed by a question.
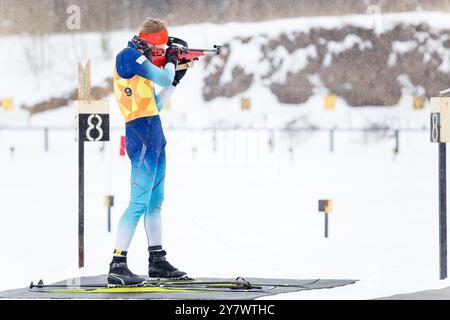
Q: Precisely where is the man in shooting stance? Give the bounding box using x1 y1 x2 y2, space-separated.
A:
108 18 187 286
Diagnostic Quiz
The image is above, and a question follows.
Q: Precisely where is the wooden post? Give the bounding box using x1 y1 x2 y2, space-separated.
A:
77 61 90 269
78 60 91 102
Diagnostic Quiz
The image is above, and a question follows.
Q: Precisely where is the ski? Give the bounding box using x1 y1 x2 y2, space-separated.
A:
28 277 324 294
147 278 321 289
29 286 260 294
143 276 259 289
29 286 268 294
28 277 264 292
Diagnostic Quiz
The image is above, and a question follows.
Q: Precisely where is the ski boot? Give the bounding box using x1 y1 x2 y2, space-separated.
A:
148 246 188 279
108 252 145 286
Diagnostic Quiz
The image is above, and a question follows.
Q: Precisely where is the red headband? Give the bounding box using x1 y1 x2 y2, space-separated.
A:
138 28 168 45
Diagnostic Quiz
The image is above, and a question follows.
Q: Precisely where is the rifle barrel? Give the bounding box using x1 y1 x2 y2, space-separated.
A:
180 47 220 53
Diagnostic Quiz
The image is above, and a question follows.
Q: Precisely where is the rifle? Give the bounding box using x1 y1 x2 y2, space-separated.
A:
151 37 222 71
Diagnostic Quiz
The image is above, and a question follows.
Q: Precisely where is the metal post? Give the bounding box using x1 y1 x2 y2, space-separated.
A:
44 128 49 152
329 129 334 152
439 142 447 279
107 207 111 233
78 137 84 269
394 129 399 154
268 130 274 152
325 213 329 238
212 130 217 152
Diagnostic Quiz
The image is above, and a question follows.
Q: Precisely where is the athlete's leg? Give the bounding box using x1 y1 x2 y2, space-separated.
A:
144 149 166 247
114 128 159 252
144 149 186 279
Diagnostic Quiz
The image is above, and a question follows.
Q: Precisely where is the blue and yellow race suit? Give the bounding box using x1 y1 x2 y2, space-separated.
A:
113 39 176 252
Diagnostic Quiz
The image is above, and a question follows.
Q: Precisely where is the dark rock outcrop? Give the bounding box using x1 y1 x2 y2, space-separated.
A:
203 22 450 106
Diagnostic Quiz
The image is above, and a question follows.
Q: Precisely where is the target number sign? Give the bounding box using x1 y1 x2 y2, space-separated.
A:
430 97 450 143
430 112 440 143
75 100 110 142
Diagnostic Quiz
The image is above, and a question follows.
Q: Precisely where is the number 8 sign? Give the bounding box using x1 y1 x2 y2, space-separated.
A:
430 97 450 144
75 100 110 142
431 112 440 143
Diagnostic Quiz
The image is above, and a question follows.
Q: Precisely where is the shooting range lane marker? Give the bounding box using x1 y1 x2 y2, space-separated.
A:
430 93 449 279
318 200 333 238
75 60 110 268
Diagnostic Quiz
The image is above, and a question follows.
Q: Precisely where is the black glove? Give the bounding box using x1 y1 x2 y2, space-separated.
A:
131 35 152 61
165 47 178 68
172 69 187 86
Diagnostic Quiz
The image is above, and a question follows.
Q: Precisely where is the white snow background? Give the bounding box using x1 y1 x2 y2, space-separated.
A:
1 12 450 299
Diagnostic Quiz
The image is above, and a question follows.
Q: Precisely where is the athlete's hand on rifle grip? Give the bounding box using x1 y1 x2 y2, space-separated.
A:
165 47 178 68
172 69 187 87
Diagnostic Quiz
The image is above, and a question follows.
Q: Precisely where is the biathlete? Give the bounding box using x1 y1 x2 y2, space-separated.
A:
108 17 187 286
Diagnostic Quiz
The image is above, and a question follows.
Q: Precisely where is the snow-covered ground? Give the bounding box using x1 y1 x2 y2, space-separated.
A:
2 12 450 299
0 99 449 299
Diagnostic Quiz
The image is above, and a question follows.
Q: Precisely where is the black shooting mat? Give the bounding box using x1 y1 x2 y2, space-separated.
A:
0 275 357 300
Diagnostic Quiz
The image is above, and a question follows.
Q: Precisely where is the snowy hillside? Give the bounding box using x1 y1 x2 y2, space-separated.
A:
1 11 450 130
203 11 450 107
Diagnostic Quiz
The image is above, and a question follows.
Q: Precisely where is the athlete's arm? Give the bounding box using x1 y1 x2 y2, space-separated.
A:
118 48 175 87
155 86 176 112
135 59 175 87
